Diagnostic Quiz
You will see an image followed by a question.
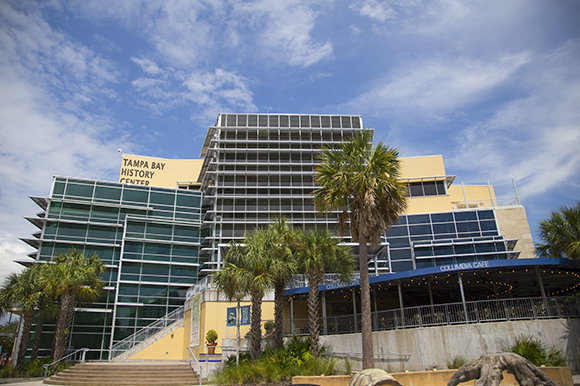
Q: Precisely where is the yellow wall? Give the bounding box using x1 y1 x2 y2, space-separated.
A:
400 155 446 179
128 326 186 360
119 154 203 188
190 295 275 350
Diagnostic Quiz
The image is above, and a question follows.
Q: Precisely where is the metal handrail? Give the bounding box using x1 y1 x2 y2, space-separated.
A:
43 347 89 378
285 296 580 335
109 306 184 359
330 351 411 361
187 346 203 386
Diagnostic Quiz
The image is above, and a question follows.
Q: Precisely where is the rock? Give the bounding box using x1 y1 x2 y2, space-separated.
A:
447 353 558 386
348 368 403 386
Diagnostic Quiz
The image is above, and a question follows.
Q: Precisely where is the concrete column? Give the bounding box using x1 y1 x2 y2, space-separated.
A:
398 281 405 327
322 292 328 335
352 288 358 332
536 267 550 316
290 297 295 334
458 273 469 322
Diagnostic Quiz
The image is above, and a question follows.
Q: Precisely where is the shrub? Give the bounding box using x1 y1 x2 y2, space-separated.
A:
213 335 334 385
505 334 566 367
0 364 18 378
264 320 274 332
23 357 52 377
445 356 468 369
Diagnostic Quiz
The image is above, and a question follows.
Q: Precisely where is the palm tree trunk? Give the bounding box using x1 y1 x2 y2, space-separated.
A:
249 288 262 360
273 282 284 349
30 307 45 362
308 271 322 358
359 234 374 369
16 309 34 373
53 290 76 362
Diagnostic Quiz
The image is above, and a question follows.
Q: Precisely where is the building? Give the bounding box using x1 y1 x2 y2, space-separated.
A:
21 174 206 360
17 113 576 368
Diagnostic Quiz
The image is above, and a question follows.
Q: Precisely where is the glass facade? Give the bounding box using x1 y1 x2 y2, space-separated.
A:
385 210 519 273
23 177 205 359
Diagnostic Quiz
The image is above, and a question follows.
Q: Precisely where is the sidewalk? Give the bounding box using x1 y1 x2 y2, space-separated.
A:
0 380 43 386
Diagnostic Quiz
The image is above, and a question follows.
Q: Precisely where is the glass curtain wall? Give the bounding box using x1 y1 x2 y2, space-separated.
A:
25 177 204 359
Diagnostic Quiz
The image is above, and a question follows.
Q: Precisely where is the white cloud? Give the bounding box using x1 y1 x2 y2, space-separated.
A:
0 1 134 281
132 57 163 75
183 68 257 122
447 40 580 201
339 52 531 120
234 0 333 67
354 0 398 22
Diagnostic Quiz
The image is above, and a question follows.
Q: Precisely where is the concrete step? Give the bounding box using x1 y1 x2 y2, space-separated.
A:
44 361 200 386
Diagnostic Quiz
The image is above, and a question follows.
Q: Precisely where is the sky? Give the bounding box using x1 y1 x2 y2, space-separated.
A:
0 0 579 282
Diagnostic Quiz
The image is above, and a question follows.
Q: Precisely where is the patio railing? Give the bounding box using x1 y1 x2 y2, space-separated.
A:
285 296 580 335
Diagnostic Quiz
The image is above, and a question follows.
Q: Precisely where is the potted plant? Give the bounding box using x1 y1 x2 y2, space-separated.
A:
264 321 274 337
206 329 218 354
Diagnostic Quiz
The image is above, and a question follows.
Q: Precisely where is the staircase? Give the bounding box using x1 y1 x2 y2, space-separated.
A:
43 361 201 386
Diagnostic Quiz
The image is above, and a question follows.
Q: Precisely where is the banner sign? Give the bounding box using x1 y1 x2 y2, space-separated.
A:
226 305 250 326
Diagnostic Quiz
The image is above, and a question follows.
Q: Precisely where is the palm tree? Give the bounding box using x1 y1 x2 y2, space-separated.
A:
222 229 273 360
295 229 354 357
312 130 407 369
264 218 297 349
47 248 104 362
213 255 250 365
536 202 580 260
0 264 47 372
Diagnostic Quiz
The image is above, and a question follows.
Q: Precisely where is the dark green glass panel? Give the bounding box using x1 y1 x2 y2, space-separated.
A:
124 241 143 254
94 186 122 202
90 206 119 221
116 306 137 318
146 223 173 236
122 189 149 204
117 284 139 296
174 226 198 238
139 285 167 298
149 191 175 206
61 203 91 219
57 223 87 238
47 202 62 217
172 245 197 257
141 263 169 276
176 193 201 208
52 181 65 197
88 225 117 241
65 182 94 199
122 262 141 274
143 243 170 256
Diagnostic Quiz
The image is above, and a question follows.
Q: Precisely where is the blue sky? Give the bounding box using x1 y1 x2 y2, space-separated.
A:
0 0 579 280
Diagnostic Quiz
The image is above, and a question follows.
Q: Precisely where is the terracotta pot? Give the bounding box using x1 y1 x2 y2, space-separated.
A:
208 345 216 354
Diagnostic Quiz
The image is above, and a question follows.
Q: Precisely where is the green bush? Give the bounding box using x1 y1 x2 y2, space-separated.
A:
0 364 18 378
213 335 335 385
445 355 468 369
505 334 566 367
264 320 275 332
23 357 53 377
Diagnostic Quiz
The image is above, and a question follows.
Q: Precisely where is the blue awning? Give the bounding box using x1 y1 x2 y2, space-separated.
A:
284 258 579 296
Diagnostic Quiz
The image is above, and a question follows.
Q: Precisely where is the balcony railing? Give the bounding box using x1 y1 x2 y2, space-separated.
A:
284 296 580 335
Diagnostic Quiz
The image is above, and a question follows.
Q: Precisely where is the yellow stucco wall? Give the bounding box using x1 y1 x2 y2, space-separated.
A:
128 326 186 360
119 154 203 188
400 155 446 179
